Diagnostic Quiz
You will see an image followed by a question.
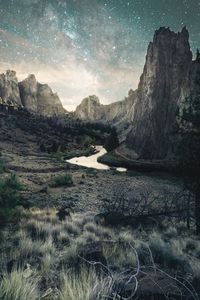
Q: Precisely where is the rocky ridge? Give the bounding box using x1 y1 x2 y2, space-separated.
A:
0 71 65 116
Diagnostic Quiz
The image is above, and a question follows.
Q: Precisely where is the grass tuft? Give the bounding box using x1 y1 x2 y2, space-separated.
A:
50 173 73 187
0 270 39 300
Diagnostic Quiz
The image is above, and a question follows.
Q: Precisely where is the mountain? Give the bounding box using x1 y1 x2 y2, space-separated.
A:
75 27 200 160
75 90 137 141
0 71 65 116
0 70 21 105
19 74 65 116
126 27 199 159
75 91 136 123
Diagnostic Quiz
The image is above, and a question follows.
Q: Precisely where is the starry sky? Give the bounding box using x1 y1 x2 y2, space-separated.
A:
0 0 200 110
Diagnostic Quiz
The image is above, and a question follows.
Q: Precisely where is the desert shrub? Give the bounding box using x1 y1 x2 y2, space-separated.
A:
72 212 95 228
60 243 79 267
163 226 178 239
59 268 108 300
185 238 199 253
149 233 187 271
50 173 73 187
0 174 23 227
84 222 98 234
94 226 114 240
63 221 81 236
57 231 70 246
0 270 39 300
39 253 56 283
25 220 52 241
17 233 55 262
76 232 99 246
103 242 137 269
0 157 6 173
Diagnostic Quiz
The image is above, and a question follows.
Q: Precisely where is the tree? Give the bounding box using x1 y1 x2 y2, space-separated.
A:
196 49 200 63
105 127 119 152
176 69 200 234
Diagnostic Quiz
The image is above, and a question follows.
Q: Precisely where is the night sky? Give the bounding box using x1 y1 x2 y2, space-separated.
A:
0 0 200 110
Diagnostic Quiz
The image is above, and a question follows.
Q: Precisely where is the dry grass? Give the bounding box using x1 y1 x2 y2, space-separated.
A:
59 268 109 300
0 207 200 299
0 270 39 300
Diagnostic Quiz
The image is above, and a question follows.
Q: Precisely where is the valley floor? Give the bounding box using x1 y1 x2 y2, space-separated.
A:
0 110 200 299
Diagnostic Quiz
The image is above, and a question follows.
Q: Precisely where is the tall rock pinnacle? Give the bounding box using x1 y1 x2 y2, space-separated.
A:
126 27 193 159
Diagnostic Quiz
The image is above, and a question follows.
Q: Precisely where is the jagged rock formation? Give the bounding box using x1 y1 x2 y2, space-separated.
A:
0 71 65 116
75 27 200 160
75 90 136 124
19 74 65 116
75 91 137 141
0 70 21 105
126 27 198 159
75 95 103 121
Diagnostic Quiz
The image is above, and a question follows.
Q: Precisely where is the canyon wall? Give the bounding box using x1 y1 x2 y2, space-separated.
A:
0 72 65 116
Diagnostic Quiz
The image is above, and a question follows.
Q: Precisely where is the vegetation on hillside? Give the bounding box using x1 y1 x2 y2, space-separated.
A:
50 173 73 187
176 58 200 234
104 128 119 152
0 169 23 228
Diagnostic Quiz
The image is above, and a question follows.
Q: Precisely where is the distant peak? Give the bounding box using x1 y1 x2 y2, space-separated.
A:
28 74 36 80
82 95 100 104
6 70 17 77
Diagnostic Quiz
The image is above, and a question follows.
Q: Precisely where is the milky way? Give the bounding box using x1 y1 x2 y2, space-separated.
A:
0 0 200 110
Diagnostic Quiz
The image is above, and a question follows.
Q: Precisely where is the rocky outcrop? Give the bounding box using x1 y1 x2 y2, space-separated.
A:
18 74 38 112
75 91 137 141
126 27 196 159
75 90 136 124
75 95 103 121
0 70 22 105
0 71 65 116
19 74 65 116
76 27 200 160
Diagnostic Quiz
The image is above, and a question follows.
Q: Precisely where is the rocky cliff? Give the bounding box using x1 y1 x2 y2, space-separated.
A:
126 27 200 159
75 27 200 160
19 74 65 116
0 71 65 116
75 90 136 124
0 70 21 105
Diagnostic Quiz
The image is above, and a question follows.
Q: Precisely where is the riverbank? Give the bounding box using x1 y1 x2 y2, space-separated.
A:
98 149 178 172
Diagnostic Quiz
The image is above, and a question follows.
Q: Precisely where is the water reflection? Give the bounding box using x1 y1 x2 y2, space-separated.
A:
66 146 127 172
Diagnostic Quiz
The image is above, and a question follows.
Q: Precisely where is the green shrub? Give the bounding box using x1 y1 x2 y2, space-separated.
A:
0 174 23 227
50 173 73 187
0 158 6 173
149 233 187 271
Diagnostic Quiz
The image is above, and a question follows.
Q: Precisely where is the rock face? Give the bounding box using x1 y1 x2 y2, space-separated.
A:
126 27 199 159
75 27 200 160
0 70 22 105
75 95 103 121
18 74 38 112
0 71 65 116
75 91 137 141
75 91 136 124
19 74 65 116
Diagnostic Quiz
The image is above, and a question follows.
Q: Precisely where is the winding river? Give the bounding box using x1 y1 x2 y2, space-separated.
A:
66 146 127 172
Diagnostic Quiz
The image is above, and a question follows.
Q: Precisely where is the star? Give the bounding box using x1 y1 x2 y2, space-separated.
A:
0 0 199 110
